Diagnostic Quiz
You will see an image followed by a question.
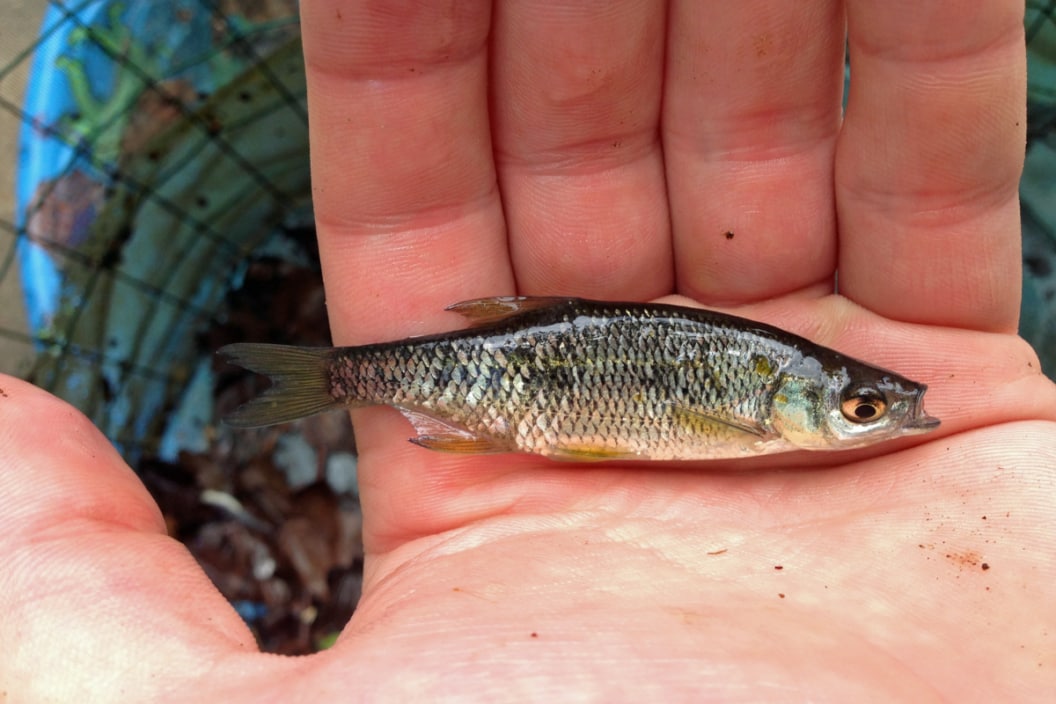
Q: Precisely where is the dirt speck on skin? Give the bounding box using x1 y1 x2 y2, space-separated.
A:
944 550 987 570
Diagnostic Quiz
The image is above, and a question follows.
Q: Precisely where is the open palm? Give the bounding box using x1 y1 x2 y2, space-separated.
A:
3 2 1055 701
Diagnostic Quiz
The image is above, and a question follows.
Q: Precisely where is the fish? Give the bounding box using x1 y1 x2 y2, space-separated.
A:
218 296 940 461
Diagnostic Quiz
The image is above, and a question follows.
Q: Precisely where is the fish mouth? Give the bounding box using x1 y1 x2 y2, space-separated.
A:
904 384 941 433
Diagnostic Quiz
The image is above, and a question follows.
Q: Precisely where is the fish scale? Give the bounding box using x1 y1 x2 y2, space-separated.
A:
220 297 939 461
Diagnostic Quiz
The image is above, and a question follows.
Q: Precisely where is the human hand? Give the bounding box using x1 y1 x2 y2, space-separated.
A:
3 1 1055 701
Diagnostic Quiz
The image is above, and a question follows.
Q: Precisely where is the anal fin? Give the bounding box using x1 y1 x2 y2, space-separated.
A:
410 435 509 454
399 409 509 455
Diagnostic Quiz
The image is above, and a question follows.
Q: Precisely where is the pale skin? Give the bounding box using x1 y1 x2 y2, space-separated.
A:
2 1 1055 701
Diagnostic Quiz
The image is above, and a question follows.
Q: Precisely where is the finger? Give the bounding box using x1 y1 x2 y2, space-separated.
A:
836 0 1026 332
663 0 845 304
299 1 524 566
300 0 513 344
490 0 672 299
0 377 273 697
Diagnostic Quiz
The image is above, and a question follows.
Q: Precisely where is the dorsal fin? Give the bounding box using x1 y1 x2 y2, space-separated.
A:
445 296 573 325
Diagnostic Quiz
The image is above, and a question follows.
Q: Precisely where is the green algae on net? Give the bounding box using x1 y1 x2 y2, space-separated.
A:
17 1 309 461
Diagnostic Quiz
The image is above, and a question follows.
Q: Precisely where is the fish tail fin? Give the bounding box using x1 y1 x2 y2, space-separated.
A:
219 343 345 427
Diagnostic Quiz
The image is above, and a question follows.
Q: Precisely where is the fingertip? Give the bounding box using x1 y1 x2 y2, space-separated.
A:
0 375 165 538
836 1 1025 331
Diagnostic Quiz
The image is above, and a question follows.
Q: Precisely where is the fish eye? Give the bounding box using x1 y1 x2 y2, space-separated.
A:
840 388 888 423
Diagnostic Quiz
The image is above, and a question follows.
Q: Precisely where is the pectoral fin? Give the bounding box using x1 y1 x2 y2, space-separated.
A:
669 405 766 439
446 296 574 325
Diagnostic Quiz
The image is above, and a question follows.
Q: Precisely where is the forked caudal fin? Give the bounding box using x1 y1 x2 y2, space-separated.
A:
218 343 345 427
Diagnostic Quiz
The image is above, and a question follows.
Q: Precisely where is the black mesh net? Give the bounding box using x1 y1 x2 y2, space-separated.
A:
0 0 310 462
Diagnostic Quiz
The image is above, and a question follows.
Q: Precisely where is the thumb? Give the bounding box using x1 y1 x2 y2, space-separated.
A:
0 376 282 700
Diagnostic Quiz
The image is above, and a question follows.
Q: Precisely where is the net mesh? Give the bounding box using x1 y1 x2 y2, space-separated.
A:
0 0 309 461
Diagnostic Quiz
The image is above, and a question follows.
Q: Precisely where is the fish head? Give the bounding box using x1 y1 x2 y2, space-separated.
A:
770 355 940 451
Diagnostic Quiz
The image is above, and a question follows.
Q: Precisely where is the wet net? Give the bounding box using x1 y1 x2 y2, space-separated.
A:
1023 1 1056 373
0 0 311 462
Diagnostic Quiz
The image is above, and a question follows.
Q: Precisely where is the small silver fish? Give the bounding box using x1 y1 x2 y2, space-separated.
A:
219 296 939 461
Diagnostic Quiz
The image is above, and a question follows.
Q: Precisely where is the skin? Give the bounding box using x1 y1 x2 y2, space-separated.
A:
2 1 1055 701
